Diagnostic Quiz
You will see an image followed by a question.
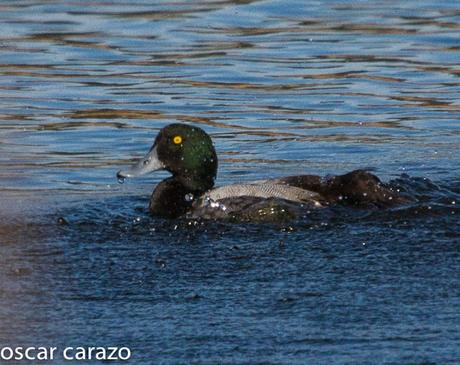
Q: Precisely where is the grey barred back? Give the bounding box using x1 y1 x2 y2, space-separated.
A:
203 183 324 206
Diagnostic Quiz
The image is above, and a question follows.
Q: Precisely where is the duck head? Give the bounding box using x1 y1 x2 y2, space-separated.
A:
117 123 218 191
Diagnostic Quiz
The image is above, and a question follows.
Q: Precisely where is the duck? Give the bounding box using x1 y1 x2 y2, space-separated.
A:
117 123 406 221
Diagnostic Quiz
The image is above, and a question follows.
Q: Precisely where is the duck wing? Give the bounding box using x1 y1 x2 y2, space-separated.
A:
187 183 324 221
271 170 406 207
256 175 323 192
203 183 324 205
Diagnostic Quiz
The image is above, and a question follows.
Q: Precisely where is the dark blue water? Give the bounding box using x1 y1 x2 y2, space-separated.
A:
1 1 459 364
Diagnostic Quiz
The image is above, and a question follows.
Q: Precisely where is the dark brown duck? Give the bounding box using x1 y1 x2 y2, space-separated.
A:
117 123 406 220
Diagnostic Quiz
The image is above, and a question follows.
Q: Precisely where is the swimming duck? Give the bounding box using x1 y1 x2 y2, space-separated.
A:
117 123 405 220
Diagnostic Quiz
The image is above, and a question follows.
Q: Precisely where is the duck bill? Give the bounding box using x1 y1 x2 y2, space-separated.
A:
117 145 165 179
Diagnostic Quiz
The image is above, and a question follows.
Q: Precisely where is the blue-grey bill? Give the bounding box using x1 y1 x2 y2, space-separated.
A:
117 146 164 179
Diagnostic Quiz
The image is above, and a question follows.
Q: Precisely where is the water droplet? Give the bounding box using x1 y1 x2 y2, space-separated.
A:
57 217 68 225
143 159 150 165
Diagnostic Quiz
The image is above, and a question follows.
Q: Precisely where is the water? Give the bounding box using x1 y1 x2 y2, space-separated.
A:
1 1 459 364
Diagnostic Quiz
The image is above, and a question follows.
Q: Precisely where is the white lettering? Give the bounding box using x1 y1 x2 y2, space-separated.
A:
95 347 107 360
37 347 55 361
63 347 74 360
118 347 131 360
107 347 118 360
1 347 13 360
49 347 57 360
75 347 86 361
14 347 24 360
87 347 95 360
1 346 131 361
25 347 35 360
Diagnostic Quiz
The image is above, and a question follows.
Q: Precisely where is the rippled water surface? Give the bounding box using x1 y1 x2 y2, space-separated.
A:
1 1 459 364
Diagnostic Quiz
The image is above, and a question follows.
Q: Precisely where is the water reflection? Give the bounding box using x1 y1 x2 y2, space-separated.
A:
1 0 459 206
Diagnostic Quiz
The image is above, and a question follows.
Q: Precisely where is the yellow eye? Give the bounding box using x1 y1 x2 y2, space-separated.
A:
173 135 182 145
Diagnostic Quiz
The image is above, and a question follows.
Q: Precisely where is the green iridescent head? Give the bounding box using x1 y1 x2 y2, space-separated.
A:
117 123 217 190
